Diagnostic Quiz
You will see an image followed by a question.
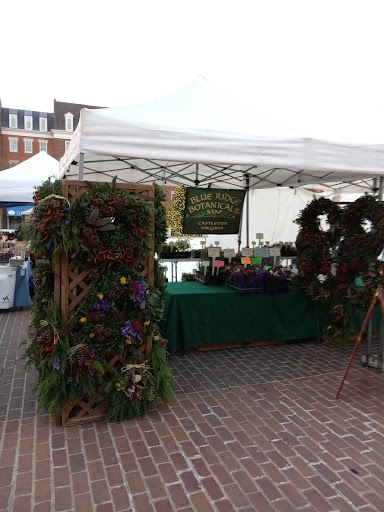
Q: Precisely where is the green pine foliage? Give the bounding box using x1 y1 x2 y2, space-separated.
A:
151 339 174 402
154 259 167 294
22 178 78 262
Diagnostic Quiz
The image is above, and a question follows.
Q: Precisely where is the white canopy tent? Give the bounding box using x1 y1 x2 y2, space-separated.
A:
0 152 59 207
59 76 384 245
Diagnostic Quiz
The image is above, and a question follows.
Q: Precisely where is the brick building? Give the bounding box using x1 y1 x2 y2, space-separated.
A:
0 100 102 229
0 98 175 229
0 100 102 171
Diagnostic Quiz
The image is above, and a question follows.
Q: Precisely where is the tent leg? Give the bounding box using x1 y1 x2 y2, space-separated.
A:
78 153 84 181
238 208 243 253
379 177 384 201
245 175 250 248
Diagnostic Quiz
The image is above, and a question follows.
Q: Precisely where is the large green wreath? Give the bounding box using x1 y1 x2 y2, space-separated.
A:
341 195 384 261
295 195 384 343
72 182 152 268
295 198 342 300
70 270 164 353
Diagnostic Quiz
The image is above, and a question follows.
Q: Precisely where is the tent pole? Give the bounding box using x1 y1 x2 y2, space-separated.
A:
245 174 250 247
195 163 199 185
78 153 84 180
237 207 243 253
379 177 384 201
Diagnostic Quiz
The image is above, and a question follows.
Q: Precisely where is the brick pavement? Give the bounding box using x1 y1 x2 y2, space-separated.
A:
1 308 384 511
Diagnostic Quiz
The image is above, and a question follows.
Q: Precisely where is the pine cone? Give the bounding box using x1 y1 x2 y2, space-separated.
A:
75 348 85 365
137 310 150 323
103 327 113 338
106 282 124 299
121 240 135 259
88 348 99 359
34 277 42 287
113 198 126 216
89 235 100 247
82 227 94 239
39 203 52 213
95 334 106 343
37 330 53 343
52 200 61 209
93 324 104 336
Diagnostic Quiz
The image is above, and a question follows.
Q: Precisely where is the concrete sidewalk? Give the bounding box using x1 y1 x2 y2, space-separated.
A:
1 309 384 512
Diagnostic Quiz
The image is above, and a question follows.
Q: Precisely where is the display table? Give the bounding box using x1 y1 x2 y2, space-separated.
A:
161 282 327 354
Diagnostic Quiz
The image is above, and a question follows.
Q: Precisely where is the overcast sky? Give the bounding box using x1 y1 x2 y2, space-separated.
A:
2 0 384 142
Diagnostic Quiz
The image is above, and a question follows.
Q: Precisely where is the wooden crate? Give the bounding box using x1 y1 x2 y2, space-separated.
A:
55 180 154 426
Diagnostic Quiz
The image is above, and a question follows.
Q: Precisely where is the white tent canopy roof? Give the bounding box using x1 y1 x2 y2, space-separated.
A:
0 152 59 206
60 75 384 191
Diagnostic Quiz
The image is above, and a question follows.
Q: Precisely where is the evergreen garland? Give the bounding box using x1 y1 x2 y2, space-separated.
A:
101 337 173 422
22 178 77 262
150 336 174 402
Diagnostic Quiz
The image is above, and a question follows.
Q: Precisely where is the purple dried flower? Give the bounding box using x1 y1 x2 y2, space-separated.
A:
52 358 61 370
65 220 70 225
134 281 146 304
90 299 111 312
46 242 51 250
32 217 38 222
121 321 143 341
65 207 70 211
66 376 73 383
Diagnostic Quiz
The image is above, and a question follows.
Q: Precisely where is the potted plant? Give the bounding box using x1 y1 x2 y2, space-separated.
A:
181 272 196 282
158 238 192 259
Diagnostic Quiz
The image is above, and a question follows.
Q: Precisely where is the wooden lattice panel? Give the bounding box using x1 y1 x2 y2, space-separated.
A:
56 180 154 330
55 180 154 426
59 352 131 427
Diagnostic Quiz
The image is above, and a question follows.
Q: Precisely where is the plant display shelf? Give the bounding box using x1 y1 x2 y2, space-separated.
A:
194 271 223 285
225 278 265 294
54 180 154 427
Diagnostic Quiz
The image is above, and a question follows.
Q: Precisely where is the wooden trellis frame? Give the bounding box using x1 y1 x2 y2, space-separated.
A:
55 180 154 426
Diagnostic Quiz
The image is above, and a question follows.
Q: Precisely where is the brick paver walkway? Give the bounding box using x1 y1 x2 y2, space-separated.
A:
1 308 384 511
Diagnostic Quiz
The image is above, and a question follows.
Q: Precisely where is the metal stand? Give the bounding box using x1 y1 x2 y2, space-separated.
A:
158 258 201 283
337 285 384 398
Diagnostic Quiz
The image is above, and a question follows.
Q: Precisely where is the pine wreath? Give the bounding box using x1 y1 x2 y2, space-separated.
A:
295 198 342 300
72 181 153 268
341 195 384 259
71 269 164 354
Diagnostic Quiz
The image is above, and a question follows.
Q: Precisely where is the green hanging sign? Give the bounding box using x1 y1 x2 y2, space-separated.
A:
183 187 246 234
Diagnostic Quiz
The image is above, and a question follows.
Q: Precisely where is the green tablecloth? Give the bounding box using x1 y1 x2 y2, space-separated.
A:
161 282 327 354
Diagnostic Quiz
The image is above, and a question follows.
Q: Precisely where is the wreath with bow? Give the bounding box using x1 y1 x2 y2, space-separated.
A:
72 182 153 268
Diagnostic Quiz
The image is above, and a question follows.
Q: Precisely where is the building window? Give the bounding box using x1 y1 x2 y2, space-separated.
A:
9 160 19 167
9 138 18 152
24 116 33 130
9 114 18 128
65 140 71 152
39 140 48 152
24 139 33 154
65 113 74 131
39 117 47 131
